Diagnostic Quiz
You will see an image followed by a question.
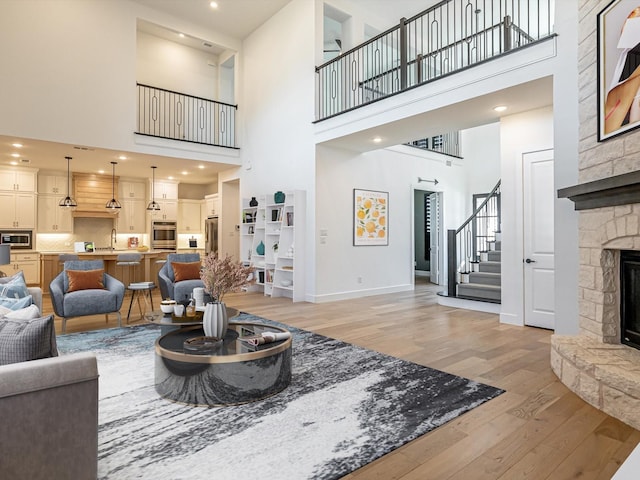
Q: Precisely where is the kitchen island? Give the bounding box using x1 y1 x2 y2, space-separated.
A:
40 250 172 293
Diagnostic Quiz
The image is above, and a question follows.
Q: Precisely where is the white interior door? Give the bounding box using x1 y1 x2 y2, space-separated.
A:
523 150 555 330
429 192 443 285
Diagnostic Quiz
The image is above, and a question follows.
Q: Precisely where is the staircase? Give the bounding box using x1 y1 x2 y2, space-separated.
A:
456 233 501 303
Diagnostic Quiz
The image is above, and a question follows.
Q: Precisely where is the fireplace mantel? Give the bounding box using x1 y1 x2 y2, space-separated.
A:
558 171 640 210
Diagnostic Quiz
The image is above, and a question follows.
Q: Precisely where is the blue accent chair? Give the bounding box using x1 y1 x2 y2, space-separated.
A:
49 260 125 333
158 253 211 302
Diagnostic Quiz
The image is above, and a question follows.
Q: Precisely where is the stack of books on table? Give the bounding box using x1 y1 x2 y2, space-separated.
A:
129 281 154 288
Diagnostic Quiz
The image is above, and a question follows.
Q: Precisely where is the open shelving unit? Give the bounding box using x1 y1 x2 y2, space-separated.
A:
240 190 305 301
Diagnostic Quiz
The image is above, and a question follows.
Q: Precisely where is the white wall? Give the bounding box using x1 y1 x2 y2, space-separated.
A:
0 0 240 165
239 0 318 298
314 144 467 301
462 123 502 203
500 106 554 326
137 32 218 99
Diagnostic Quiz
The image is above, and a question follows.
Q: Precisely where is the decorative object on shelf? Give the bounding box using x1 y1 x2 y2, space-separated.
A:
256 241 265 255
274 191 285 204
105 161 121 211
193 287 205 307
249 197 258 207
59 156 78 208
272 242 279 253
353 188 388 246
203 301 228 338
147 166 161 211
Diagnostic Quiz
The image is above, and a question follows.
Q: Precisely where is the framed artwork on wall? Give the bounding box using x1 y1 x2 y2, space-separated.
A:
353 189 388 246
597 0 640 141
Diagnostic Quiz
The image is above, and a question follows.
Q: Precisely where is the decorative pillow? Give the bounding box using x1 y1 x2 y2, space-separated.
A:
4 304 40 320
0 314 58 365
0 295 32 311
66 269 105 292
0 270 29 299
172 262 201 282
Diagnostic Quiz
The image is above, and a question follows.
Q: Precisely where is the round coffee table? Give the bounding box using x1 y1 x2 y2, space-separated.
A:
154 322 292 406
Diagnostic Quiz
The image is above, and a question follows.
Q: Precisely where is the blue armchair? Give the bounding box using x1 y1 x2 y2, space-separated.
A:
158 253 211 302
49 260 125 333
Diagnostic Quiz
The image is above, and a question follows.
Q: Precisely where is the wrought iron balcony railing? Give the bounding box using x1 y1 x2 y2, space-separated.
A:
316 0 554 120
136 83 238 149
407 131 462 158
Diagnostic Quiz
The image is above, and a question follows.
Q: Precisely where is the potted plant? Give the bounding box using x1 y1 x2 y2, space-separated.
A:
199 254 254 338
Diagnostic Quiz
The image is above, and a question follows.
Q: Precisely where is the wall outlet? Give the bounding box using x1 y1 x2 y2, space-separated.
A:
357 276 363 284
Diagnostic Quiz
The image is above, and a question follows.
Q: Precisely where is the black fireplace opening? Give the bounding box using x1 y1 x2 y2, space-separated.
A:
620 250 640 350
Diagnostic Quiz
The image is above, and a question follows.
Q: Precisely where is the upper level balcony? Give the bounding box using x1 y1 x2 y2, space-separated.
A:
316 0 555 121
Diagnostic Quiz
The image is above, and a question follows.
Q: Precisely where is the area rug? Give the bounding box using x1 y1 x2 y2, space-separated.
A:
56 313 504 480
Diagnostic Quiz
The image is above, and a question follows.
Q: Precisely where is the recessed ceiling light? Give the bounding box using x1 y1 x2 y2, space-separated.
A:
11 143 22 148
494 105 507 112
209 1 218 8
118 155 127 160
10 153 19 158
98 169 105 174
9 161 18 166
168 176 174 180
373 137 382 143
198 165 205 169
181 171 188 175
179 33 185 38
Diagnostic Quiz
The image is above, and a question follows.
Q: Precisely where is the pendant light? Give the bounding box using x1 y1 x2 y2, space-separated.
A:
58 156 77 208
147 165 160 211
105 161 121 210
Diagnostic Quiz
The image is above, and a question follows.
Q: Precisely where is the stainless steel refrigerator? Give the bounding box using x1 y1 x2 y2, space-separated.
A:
205 216 219 254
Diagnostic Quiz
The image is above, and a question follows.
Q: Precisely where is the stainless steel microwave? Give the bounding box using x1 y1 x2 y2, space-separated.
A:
1 230 32 249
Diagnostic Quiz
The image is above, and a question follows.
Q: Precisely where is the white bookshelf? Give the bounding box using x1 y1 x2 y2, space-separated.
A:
241 190 305 301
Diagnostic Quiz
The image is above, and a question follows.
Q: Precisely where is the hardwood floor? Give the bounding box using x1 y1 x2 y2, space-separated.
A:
44 279 639 479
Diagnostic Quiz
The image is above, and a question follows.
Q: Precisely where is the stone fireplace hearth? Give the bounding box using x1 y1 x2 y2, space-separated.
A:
554 173 640 431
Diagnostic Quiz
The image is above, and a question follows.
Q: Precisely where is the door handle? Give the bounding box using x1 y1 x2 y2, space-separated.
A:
525 258 536 264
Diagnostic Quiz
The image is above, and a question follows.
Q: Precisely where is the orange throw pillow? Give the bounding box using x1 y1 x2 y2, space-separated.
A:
67 269 105 292
172 262 201 282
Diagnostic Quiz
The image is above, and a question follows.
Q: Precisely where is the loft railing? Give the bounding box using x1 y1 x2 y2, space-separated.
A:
316 0 553 120
136 83 238 149
407 131 462 158
447 179 501 297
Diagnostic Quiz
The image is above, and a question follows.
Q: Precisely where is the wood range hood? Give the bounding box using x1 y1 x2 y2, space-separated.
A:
72 172 120 218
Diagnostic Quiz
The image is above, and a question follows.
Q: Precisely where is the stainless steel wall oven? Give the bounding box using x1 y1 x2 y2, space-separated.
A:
151 221 177 250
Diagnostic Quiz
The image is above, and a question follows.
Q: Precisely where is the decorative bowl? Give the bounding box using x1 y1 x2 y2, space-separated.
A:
160 304 174 314
137 245 149 252
280 280 292 287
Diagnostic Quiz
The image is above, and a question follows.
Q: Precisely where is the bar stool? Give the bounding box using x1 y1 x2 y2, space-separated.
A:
58 253 79 266
116 253 142 285
117 253 151 323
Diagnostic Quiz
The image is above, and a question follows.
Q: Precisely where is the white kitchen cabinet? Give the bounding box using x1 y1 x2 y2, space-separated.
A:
38 174 69 195
178 200 203 233
0 192 36 229
7 252 39 285
152 199 178 221
0 168 37 192
118 199 147 233
37 195 73 233
204 194 219 217
120 180 146 200
152 180 178 200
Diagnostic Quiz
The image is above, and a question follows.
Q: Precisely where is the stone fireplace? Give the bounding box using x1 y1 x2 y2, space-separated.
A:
554 175 640 431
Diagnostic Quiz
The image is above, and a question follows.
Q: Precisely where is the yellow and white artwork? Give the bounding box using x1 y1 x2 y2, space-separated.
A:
353 189 388 246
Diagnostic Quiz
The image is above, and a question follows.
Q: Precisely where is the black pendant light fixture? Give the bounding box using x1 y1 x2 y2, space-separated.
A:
59 156 77 208
147 166 160 211
105 161 121 210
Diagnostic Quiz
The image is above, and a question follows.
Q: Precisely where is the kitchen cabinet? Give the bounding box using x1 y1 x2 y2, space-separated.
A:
118 199 147 233
152 199 178 221
204 194 219 217
37 195 73 233
0 192 36 229
38 174 69 195
7 252 39 285
178 200 203 233
0 168 37 192
151 180 178 200
120 180 146 200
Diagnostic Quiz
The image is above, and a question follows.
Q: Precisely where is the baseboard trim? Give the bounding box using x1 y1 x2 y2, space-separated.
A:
437 295 501 314
307 284 413 303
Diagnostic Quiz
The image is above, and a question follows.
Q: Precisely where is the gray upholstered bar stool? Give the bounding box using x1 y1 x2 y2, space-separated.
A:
58 253 79 267
116 253 150 323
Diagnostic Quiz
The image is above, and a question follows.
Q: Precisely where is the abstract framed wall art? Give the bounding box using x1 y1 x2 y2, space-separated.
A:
597 0 640 141
353 189 388 246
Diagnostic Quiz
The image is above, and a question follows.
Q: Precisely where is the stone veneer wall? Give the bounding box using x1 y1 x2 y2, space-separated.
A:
551 0 640 431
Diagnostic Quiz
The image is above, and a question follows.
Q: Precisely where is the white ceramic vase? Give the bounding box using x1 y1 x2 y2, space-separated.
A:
203 302 228 338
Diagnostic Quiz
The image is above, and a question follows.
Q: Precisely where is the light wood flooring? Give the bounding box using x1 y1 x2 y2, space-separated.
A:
44 279 639 479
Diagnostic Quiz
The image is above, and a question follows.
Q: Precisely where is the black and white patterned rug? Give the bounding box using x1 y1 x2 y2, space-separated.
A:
56 313 504 480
